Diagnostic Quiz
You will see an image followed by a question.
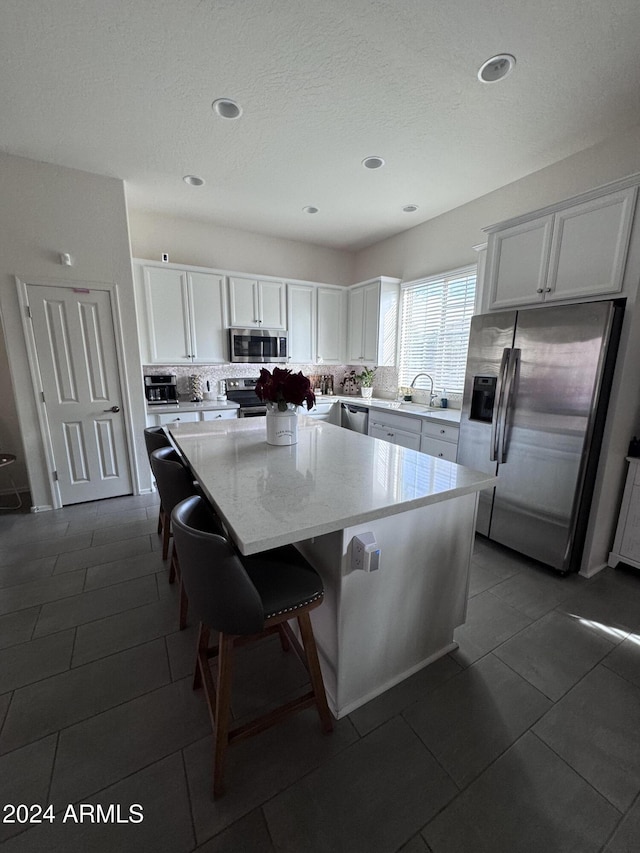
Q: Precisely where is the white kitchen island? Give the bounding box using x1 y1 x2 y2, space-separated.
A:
168 417 496 718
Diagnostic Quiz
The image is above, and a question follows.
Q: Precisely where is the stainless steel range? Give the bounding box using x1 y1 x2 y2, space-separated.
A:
225 377 266 417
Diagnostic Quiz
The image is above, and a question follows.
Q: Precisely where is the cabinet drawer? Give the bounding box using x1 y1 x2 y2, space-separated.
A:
202 409 237 421
368 410 421 433
370 423 421 451
420 437 458 461
421 420 459 443
154 412 200 425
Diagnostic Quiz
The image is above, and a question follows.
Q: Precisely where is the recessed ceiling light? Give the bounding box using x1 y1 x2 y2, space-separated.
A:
183 175 205 187
212 98 243 119
403 205 419 213
302 206 319 214
362 156 385 170
477 54 516 83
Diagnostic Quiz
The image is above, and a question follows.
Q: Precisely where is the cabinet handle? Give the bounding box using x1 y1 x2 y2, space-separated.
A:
536 288 543 294
440 429 445 434
544 288 552 293
438 452 444 457
387 432 394 437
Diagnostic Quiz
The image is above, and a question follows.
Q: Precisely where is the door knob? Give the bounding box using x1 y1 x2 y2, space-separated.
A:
103 405 120 413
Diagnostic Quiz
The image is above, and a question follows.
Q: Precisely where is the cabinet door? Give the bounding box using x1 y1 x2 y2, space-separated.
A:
317 287 345 364
420 436 457 461
143 267 192 363
228 277 259 327
258 280 286 329
188 273 228 363
546 187 637 302
487 216 554 309
287 283 316 362
361 282 380 363
347 287 365 361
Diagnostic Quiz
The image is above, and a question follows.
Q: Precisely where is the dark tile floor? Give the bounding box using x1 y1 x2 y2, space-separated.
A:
1 493 640 852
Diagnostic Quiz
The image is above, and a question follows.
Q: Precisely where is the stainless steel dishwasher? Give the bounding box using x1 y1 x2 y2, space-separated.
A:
341 403 369 433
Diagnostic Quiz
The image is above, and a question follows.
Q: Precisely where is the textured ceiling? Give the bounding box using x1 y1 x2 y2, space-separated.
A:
2 0 640 250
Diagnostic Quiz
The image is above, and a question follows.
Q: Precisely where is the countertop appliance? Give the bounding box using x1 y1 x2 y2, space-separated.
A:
341 402 369 434
225 377 266 417
229 328 288 363
144 374 178 405
457 299 624 574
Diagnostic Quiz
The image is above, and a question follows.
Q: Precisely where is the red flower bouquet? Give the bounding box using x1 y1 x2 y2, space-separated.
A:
255 367 316 412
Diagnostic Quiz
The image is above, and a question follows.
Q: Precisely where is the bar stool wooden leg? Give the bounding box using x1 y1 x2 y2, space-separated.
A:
178 579 188 631
157 503 165 535
168 543 177 584
276 624 291 652
297 612 333 733
162 517 171 561
213 634 235 799
193 623 210 691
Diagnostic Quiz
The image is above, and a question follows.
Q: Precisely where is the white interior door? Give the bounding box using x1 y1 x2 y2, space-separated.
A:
27 283 132 505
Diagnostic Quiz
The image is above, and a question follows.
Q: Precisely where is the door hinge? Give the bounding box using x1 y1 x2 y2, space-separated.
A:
25 305 32 319
41 391 45 403
53 470 59 481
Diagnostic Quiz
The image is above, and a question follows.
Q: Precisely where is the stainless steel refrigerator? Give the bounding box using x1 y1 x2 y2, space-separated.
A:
457 300 623 574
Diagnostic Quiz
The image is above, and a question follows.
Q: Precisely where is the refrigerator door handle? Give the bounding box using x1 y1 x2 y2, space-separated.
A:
490 348 511 462
498 348 520 463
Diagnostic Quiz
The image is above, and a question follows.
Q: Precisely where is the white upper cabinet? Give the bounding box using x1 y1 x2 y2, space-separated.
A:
138 264 227 364
286 282 346 364
228 276 286 329
287 283 316 363
347 278 400 365
317 286 346 364
546 190 636 302
486 217 554 310
485 184 638 310
187 271 228 363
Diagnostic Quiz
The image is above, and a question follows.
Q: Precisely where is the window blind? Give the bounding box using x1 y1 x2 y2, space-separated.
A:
398 266 476 396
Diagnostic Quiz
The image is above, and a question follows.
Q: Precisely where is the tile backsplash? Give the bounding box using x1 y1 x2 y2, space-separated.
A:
142 363 460 407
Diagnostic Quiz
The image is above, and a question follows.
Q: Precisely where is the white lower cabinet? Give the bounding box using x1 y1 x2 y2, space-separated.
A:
202 410 238 421
369 422 421 450
147 409 237 427
302 401 337 421
420 419 460 460
609 458 640 571
368 409 460 458
368 411 422 450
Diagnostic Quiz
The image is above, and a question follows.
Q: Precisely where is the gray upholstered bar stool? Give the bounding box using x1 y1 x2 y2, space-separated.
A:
150 446 199 629
143 426 172 539
172 494 333 799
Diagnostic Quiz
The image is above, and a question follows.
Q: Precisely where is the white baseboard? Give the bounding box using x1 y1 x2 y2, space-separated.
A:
579 561 608 579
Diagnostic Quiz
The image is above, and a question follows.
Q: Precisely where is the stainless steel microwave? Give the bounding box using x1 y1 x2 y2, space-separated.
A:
228 328 289 363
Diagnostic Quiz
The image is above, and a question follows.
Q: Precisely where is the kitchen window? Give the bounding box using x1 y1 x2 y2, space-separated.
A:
398 265 476 396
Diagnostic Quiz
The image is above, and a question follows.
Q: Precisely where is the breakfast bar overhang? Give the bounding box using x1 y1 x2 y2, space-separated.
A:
168 418 497 718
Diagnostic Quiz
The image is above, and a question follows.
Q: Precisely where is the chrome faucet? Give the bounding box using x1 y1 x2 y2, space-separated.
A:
410 373 438 407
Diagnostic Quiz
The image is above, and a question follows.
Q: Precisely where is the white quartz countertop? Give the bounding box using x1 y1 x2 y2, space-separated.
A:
147 400 239 414
168 417 494 555
318 396 461 425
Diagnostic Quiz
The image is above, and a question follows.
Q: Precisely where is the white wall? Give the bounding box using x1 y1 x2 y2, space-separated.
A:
0 153 150 505
129 210 355 286
353 123 640 284
352 124 640 577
